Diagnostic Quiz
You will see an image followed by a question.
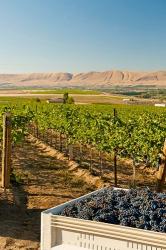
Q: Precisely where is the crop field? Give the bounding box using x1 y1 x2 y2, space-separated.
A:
0 99 165 249
27 88 101 95
0 90 134 105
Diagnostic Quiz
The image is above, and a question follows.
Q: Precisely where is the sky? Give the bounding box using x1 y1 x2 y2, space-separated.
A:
0 0 166 73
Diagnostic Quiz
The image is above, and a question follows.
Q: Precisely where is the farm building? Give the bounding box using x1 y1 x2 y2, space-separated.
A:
122 98 130 102
154 103 166 107
122 98 131 104
46 98 64 103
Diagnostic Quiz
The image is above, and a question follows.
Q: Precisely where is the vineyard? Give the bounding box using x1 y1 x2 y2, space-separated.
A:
30 103 166 188
0 101 166 249
0 102 166 187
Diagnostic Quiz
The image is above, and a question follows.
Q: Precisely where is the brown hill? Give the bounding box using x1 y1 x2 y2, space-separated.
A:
0 70 166 88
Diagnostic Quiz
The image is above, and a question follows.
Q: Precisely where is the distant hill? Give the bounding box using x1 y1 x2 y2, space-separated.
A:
0 70 166 88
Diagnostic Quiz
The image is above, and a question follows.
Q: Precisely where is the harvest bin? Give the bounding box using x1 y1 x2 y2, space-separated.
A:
41 188 166 250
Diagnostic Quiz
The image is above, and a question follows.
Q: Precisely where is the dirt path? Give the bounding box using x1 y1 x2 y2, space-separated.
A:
0 138 95 250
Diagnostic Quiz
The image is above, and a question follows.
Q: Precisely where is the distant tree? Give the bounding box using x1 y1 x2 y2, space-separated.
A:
66 96 75 104
63 92 69 104
63 92 74 104
35 97 41 102
141 93 151 99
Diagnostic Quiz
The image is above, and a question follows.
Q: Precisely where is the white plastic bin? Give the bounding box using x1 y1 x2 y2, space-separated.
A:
41 188 166 250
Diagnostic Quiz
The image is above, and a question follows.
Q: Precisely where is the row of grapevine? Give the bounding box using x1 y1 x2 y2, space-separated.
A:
1 101 165 165
31 103 166 168
0 101 165 187
0 104 35 188
0 104 35 144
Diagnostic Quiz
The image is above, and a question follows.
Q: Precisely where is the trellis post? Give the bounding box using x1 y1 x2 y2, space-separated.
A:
156 139 166 192
1 113 12 188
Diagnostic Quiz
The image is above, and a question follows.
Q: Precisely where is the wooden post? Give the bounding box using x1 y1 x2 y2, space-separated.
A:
46 129 48 144
113 108 117 117
59 133 62 151
65 136 69 156
132 158 136 187
79 144 83 165
1 113 12 188
50 129 53 146
114 151 117 187
54 132 57 148
89 147 93 172
36 122 39 138
68 144 73 160
99 151 103 178
156 139 166 192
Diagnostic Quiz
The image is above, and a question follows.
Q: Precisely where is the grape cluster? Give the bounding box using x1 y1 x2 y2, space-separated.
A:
58 188 166 233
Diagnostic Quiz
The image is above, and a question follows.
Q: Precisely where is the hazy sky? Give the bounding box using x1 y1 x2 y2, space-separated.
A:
0 0 166 73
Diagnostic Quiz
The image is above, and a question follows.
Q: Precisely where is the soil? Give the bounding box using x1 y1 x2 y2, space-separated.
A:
0 137 94 250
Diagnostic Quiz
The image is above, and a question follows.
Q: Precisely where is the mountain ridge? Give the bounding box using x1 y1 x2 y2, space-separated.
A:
0 70 166 88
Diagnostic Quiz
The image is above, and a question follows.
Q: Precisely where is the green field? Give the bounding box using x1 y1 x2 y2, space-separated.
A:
29 88 101 95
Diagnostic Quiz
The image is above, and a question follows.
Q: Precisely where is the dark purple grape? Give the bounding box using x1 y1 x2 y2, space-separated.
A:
58 188 166 233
